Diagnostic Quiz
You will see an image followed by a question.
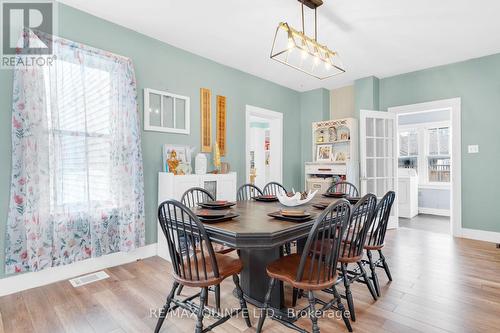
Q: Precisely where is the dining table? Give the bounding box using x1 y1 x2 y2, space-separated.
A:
198 196 342 319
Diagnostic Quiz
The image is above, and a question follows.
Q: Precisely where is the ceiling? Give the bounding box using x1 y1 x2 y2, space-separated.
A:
58 0 500 92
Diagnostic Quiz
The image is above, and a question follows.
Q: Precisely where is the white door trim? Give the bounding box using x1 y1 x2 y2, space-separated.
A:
245 105 283 185
388 98 462 238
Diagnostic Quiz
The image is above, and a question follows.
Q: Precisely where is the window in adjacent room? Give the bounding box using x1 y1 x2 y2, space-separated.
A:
427 126 451 183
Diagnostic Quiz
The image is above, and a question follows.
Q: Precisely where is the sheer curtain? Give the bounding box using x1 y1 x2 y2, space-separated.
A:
5 33 145 274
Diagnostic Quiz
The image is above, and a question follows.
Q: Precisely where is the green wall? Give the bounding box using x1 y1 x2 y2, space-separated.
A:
299 88 331 186
1 4 332 279
354 76 379 117
355 53 500 233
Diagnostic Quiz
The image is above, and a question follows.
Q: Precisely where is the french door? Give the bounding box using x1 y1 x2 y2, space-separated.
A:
360 110 398 229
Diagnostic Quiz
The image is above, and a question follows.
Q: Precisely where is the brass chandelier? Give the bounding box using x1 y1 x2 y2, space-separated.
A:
270 0 345 79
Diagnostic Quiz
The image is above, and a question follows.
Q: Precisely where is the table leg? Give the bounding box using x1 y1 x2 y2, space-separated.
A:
238 247 285 311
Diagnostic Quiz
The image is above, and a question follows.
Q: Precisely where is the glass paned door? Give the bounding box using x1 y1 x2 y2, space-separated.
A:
360 110 398 228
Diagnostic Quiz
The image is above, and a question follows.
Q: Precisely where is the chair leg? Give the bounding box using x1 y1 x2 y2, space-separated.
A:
358 261 377 301
307 290 320 333
233 274 252 328
285 242 291 255
292 288 298 307
256 277 276 333
155 281 179 333
215 285 221 310
378 249 393 281
195 287 208 333
367 250 381 297
204 287 209 306
331 285 352 332
176 285 184 296
341 263 356 322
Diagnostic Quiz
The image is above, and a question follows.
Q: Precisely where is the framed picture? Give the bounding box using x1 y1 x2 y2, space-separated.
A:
334 151 347 162
162 144 192 173
316 144 332 162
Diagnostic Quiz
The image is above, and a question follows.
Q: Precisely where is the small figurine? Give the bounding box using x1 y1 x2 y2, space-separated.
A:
167 150 180 175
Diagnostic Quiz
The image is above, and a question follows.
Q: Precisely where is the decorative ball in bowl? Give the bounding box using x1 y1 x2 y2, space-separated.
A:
277 190 318 207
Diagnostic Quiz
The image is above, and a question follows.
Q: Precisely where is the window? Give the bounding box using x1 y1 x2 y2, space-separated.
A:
7 32 144 274
398 130 418 172
398 122 451 185
47 60 113 210
427 127 450 182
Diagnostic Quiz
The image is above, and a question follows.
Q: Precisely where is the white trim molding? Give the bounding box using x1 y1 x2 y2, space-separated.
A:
389 98 461 238
459 228 500 244
245 105 284 185
0 243 157 297
418 207 450 217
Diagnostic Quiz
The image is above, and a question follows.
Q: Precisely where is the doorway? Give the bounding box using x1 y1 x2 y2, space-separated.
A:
389 98 461 236
245 105 283 189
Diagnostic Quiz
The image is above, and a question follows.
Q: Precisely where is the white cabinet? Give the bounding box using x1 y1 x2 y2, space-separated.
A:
305 118 359 190
157 172 237 261
398 168 418 218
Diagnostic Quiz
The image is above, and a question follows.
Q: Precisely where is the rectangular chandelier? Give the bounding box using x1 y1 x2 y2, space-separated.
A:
270 1 345 79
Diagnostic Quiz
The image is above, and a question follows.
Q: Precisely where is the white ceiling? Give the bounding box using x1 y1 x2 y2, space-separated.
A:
58 0 500 92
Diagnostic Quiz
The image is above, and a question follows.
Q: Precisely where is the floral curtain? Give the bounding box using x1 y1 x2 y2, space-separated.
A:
5 33 145 274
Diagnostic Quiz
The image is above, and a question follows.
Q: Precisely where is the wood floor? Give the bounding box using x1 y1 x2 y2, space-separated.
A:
400 214 450 234
1 227 500 333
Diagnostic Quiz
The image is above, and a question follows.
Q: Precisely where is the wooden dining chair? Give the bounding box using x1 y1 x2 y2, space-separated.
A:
327 181 359 197
156 200 251 333
263 182 287 196
237 183 263 201
181 187 215 208
325 193 378 322
363 191 396 296
178 187 235 306
257 200 353 333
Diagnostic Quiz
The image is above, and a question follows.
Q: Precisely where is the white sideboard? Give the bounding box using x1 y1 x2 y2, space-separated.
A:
157 172 237 261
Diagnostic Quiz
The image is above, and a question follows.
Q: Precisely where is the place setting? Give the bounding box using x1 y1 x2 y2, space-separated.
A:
267 209 315 223
253 194 279 202
197 200 236 209
194 200 239 223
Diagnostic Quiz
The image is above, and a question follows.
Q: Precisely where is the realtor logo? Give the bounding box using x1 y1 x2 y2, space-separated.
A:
1 0 55 67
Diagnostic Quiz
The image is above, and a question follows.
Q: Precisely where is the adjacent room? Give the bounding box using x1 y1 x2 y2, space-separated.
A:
1 1 499 333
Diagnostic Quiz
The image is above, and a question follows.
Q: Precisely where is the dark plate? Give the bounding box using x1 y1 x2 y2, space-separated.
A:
322 192 346 198
195 210 229 219
199 213 239 224
312 203 328 210
268 211 314 223
254 195 278 202
197 202 236 209
347 197 361 204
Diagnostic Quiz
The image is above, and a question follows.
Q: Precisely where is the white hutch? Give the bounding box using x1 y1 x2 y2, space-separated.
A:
305 118 359 192
157 172 237 261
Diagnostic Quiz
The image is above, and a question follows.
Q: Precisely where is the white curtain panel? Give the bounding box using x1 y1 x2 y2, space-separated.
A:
5 33 145 274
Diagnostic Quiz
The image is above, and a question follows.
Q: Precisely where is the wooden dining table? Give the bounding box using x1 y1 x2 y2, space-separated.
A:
198 196 342 318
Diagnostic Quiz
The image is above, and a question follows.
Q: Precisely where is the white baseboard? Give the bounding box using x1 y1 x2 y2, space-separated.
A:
0 243 157 297
459 228 500 244
418 207 450 216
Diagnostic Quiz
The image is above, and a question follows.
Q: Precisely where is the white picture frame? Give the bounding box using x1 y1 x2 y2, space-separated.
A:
316 144 333 162
144 88 190 134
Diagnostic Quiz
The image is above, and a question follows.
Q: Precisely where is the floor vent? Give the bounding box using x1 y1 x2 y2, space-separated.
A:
69 271 109 287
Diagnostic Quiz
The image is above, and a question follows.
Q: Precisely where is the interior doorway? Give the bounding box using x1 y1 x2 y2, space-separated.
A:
245 105 283 189
389 98 461 236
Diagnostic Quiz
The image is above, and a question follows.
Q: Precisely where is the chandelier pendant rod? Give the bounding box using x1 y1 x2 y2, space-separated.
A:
315 8 317 41
301 3 305 34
